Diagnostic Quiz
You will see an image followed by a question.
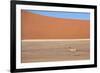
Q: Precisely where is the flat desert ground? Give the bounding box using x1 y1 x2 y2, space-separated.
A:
21 39 90 63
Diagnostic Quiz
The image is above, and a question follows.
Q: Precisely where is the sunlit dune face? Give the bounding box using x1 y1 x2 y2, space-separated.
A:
21 10 90 39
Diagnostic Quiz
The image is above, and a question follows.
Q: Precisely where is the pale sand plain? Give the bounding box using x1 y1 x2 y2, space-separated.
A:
21 39 90 63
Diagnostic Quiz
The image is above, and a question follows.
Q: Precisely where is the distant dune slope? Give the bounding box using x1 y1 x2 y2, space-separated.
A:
21 10 90 39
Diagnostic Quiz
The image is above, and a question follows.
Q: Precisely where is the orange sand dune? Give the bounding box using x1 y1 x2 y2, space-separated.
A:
21 10 90 39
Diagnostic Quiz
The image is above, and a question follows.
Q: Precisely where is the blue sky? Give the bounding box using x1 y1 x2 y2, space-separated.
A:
26 10 90 20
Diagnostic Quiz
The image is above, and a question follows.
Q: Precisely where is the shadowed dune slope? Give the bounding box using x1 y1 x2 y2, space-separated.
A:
21 10 90 39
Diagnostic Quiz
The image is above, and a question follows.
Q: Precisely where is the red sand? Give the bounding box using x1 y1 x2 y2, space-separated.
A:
21 10 90 39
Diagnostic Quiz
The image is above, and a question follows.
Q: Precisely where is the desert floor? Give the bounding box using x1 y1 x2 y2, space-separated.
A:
21 39 90 63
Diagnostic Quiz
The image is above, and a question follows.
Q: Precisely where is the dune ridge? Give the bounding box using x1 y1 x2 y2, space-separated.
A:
21 10 90 39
